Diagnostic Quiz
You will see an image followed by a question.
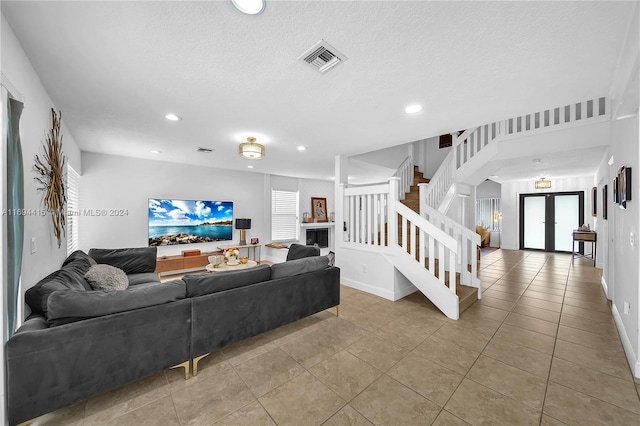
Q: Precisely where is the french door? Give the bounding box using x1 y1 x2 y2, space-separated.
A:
519 191 584 252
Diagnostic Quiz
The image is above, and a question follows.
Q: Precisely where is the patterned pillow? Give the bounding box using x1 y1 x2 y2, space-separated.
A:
84 264 129 291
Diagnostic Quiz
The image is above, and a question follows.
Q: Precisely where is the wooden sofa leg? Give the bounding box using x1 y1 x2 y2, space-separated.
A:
335 305 340 317
169 360 191 380
192 353 211 377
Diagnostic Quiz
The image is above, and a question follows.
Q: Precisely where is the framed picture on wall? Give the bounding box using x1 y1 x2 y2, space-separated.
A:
620 166 632 206
592 186 597 217
602 185 608 220
613 176 619 204
311 197 328 222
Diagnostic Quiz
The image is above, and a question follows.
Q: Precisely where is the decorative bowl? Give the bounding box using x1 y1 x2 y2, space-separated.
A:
208 255 225 267
239 257 249 264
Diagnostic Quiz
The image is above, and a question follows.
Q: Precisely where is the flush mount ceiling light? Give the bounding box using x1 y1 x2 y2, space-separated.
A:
150 150 163 154
231 0 265 15
297 146 307 151
239 137 265 160
165 113 182 121
535 177 551 189
405 104 423 114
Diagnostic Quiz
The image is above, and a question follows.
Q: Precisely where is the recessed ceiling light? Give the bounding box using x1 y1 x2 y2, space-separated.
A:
231 0 265 15
248 165 254 169
297 146 307 151
490 175 498 178
405 104 422 114
165 113 182 121
150 150 162 154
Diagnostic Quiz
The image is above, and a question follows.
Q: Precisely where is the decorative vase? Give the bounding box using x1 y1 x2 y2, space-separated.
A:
227 255 238 265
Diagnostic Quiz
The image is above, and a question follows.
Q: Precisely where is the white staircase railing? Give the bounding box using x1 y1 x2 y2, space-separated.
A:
340 178 463 319
342 182 392 248
423 148 456 210
419 187 481 290
393 155 413 199
395 201 458 293
430 96 608 210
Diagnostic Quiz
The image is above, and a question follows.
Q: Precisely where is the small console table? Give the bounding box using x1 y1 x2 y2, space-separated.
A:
572 231 597 266
217 243 262 263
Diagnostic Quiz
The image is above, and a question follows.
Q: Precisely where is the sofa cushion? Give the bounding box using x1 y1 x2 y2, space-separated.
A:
46 279 186 326
25 251 94 315
183 265 272 297
127 272 161 286
88 247 157 274
270 256 329 280
286 244 320 261
84 264 129 291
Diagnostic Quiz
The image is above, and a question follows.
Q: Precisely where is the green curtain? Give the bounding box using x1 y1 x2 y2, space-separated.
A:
7 97 24 338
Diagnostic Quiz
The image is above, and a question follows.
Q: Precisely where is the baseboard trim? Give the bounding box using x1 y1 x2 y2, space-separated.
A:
393 284 418 301
341 278 395 301
611 304 640 378
601 276 609 299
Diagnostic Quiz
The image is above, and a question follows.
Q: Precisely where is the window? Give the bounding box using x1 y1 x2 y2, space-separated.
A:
271 189 298 242
476 197 501 231
67 165 80 255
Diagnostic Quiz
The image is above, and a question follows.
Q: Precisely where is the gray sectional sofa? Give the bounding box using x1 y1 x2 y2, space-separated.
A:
6 245 339 426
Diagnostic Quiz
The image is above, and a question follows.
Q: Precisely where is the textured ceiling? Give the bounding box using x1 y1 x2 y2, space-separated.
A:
1 1 635 181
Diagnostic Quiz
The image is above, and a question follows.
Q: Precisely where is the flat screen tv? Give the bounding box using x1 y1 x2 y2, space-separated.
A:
148 199 233 246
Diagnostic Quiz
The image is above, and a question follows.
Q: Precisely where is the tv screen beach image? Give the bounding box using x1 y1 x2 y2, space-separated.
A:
148 199 233 246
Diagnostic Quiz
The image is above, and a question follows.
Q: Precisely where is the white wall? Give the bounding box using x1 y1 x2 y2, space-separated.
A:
2 14 82 288
80 152 266 257
80 152 335 263
500 176 595 251
2 13 83 424
416 136 451 179
265 175 335 262
477 180 501 198
337 246 417 300
601 112 639 377
351 143 410 171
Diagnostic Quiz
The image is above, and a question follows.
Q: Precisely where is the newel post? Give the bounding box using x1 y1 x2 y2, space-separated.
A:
388 177 400 247
418 182 428 217
451 131 459 169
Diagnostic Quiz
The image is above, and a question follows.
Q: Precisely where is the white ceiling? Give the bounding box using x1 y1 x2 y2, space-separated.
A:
1 1 634 181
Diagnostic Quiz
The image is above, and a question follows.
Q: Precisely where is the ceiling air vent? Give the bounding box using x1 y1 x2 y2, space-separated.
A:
298 40 347 74
197 147 214 153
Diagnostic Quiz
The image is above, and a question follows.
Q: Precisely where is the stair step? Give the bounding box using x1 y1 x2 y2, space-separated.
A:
401 199 419 210
457 284 478 314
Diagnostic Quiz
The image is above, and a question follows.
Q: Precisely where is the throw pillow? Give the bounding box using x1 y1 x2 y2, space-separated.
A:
326 251 335 266
84 264 129 291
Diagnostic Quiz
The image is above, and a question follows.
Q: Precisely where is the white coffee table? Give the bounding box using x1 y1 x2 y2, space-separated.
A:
205 260 258 272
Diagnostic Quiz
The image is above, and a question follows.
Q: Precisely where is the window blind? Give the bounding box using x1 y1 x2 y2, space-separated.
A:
271 189 298 242
476 197 501 231
67 165 80 255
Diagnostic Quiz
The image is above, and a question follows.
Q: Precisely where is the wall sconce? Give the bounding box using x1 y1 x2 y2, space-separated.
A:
535 178 551 189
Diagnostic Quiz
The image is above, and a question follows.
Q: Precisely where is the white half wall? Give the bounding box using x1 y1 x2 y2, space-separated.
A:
337 246 417 301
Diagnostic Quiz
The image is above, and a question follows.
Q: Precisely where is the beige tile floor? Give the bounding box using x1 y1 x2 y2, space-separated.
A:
31 250 640 425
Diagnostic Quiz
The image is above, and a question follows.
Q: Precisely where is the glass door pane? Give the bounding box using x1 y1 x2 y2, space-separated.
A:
524 196 546 249
554 194 579 252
